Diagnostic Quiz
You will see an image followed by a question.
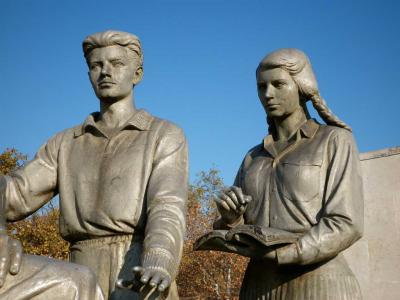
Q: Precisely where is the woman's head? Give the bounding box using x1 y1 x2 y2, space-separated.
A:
257 48 318 102
256 48 351 131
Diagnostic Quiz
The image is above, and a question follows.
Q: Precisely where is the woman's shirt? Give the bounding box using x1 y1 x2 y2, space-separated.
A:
234 119 364 266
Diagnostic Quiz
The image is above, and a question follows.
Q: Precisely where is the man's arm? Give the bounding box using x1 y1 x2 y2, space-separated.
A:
137 124 188 292
0 132 61 287
0 133 61 222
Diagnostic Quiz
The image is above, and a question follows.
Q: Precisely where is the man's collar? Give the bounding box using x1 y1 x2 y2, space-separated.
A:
74 109 153 137
263 118 319 153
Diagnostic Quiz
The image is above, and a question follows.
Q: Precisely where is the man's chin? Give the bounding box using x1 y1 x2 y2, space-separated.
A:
98 96 120 104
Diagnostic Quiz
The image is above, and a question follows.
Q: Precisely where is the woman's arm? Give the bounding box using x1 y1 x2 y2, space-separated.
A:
277 129 364 265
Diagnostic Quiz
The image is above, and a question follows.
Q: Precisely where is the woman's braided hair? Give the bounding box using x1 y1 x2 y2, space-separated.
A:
257 48 351 132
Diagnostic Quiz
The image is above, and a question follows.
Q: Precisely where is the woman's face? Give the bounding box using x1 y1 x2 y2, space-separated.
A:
256 68 301 119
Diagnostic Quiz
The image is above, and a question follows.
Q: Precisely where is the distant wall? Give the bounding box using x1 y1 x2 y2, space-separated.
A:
344 147 400 300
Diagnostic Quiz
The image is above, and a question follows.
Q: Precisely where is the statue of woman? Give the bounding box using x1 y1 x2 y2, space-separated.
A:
214 49 363 299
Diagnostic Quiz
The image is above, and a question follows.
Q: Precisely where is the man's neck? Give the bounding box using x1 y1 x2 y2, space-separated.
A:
99 95 136 129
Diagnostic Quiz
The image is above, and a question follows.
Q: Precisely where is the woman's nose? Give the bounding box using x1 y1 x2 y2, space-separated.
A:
265 84 274 99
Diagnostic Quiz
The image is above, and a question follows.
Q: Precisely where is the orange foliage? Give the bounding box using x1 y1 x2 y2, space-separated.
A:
177 169 248 299
7 207 69 260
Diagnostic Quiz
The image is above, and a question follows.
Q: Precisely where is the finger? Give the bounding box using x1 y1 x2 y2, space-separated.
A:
9 239 22 275
158 277 171 292
140 269 152 284
231 186 245 205
244 195 253 204
238 205 246 214
214 197 231 211
0 236 10 287
224 196 239 211
149 272 161 287
132 266 144 277
226 190 239 207
116 279 134 289
234 234 253 245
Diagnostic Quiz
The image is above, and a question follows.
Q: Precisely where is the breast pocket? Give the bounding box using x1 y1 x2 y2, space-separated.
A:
278 161 321 203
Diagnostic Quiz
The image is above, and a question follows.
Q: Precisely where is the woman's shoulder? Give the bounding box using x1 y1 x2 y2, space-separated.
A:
246 143 265 157
316 124 358 154
317 124 355 142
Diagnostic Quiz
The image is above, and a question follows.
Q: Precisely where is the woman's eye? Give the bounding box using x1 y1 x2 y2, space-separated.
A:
274 81 286 88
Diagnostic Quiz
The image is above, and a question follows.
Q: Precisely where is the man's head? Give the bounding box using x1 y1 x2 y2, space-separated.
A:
82 30 143 102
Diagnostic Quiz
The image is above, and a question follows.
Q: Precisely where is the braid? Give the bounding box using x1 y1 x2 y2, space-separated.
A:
310 94 351 132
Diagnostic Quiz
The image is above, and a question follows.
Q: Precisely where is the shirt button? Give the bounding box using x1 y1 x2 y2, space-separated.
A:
273 215 278 221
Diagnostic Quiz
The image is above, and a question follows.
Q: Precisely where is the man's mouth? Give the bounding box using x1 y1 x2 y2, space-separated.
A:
98 81 115 88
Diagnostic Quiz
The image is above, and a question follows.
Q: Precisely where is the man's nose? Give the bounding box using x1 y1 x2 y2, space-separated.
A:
101 63 112 76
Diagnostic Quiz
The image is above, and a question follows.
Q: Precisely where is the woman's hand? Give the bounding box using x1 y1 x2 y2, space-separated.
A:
214 186 252 225
232 234 277 261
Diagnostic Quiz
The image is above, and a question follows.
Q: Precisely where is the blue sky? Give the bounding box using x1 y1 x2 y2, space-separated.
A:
1 0 399 184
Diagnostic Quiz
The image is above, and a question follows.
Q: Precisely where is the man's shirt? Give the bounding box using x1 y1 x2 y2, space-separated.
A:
0 109 188 277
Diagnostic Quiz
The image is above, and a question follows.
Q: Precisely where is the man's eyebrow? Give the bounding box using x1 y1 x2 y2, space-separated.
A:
109 58 124 62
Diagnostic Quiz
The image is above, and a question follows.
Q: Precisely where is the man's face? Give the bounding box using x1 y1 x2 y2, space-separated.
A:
256 68 300 119
87 45 141 103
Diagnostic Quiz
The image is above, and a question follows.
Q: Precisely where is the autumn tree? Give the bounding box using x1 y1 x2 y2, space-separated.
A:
0 148 69 260
177 169 248 299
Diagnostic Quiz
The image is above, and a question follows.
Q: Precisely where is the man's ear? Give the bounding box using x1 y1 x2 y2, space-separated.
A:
132 67 143 85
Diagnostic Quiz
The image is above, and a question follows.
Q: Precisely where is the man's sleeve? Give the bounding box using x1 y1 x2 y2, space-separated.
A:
277 129 364 265
0 134 61 222
141 125 188 280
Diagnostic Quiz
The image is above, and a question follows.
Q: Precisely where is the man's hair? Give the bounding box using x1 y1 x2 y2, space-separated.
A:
82 30 143 69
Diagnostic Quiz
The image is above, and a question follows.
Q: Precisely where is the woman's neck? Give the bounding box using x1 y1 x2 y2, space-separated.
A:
273 107 307 141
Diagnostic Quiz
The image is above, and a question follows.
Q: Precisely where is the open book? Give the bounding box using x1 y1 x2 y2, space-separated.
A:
194 224 301 254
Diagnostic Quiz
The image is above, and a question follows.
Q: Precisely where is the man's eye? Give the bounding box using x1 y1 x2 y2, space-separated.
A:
90 64 100 70
257 83 266 89
112 61 124 67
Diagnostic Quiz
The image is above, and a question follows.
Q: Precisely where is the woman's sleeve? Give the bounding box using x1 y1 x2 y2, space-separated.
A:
277 129 364 265
212 158 247 230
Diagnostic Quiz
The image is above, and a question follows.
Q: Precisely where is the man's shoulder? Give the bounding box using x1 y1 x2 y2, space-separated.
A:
44 125 80 143
148 113 185 137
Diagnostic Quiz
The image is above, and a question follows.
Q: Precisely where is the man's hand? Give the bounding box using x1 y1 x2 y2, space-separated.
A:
132 266 171 293
0 233 22 287
116 265 171 298
215 186 252 225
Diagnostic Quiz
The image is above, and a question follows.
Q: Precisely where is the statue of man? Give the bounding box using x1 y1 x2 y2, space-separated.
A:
0 30 188 299
0 207 104 299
